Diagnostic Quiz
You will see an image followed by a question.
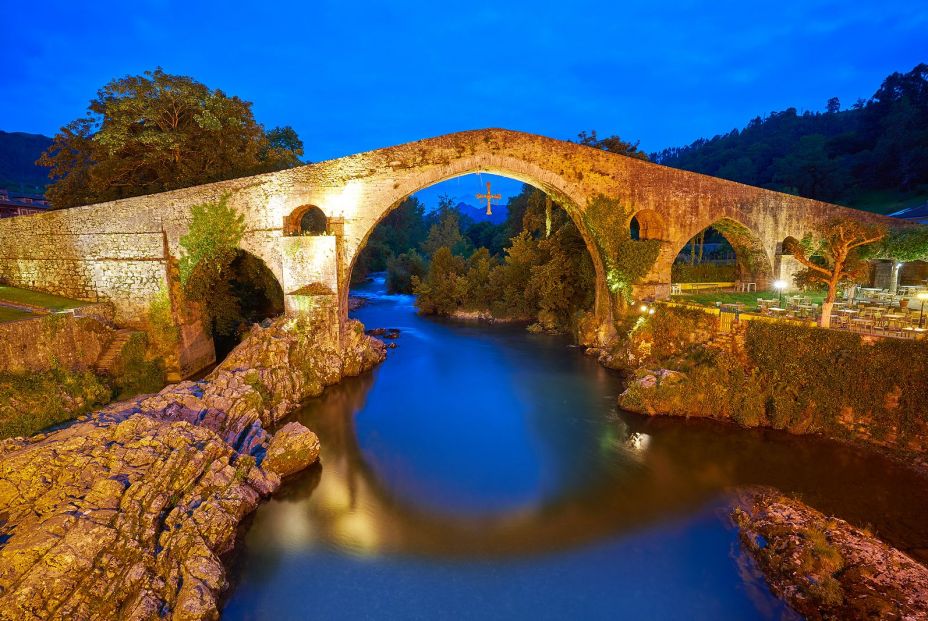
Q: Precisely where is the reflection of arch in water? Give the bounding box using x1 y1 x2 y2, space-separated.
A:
244 369 928 569
258 374 733 559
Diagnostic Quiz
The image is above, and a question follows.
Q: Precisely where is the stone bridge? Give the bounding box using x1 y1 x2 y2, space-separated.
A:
0 129 901 375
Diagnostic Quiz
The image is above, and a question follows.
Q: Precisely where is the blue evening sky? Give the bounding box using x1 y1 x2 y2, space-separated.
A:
3 0 926 206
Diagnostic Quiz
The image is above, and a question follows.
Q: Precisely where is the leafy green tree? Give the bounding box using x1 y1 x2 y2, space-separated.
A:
421 196 472 257
412 247 466 315
39 68 303 208
577 130 649 160
784 218 886 327
654 63 928 208
386 250 428 294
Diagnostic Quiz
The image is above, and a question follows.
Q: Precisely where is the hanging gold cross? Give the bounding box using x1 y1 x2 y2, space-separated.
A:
476 181 501 216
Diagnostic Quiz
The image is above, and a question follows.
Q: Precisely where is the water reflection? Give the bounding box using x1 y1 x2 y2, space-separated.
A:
223 277 928 620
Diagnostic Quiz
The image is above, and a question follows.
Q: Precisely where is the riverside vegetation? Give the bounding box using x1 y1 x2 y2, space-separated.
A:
615 306 928 461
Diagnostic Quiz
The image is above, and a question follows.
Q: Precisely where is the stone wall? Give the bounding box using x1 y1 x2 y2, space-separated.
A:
0 314 116 374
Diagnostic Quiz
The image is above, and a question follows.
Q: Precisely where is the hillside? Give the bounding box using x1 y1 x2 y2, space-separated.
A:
0 131 52 193
653 63 928 214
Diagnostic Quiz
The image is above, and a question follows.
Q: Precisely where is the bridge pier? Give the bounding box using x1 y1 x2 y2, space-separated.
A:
774 246 802 292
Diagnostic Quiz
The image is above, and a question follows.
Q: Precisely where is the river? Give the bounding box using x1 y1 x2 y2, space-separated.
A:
222 275 928 620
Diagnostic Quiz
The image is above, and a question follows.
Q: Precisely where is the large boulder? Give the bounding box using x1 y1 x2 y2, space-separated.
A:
262 422 320 478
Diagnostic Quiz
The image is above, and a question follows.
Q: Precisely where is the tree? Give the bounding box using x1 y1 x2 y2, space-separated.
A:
783 218 885 327
39 68 303 208
386 250 427 294
411 247 466 315
576 130 649 160
826 97 841 114
421 195 472 257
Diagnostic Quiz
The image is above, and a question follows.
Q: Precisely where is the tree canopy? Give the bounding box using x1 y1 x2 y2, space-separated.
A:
39 68 304 208
783 217 885 326
654 63 928 208
576 130 649 160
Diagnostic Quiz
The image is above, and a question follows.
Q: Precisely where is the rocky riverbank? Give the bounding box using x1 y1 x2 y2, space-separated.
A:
732 487 928 620
0 315 385 620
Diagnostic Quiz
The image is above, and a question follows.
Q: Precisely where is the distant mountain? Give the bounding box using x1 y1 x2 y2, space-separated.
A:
0 131 52 194
454 201 508 226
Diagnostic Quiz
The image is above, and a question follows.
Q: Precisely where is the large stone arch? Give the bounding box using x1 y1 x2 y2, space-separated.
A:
334 155 612 325
665 216 775 289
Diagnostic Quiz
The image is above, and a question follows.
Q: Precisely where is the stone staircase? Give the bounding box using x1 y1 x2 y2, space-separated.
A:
94 329 135 374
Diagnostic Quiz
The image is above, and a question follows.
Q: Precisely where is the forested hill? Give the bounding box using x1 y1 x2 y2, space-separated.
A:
652 63 928 213
0 131 52 193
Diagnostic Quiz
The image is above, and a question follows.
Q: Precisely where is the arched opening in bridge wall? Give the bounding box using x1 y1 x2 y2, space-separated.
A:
670 218 772 295
345 172 602 338
629 209 668 241
196 249 285 359
284 204 328 236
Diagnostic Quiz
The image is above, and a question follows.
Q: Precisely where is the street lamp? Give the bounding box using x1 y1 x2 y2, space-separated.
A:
918 291 928 329
773 280 787 305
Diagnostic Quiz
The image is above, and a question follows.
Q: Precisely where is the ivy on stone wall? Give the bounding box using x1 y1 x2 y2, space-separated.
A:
179 194 245 287
583 194 661 302
745 322 928 438
712 219 770 279
619 307 928 449
146 286 180 362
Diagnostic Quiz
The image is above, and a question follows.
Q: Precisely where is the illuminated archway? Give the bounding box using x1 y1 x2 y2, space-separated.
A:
285 205 328 236
630 209 668 241
672 218 773 289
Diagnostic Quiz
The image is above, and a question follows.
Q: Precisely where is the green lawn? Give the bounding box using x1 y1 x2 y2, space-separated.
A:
0 286 87 311
0 306 36 323
675 290 827 310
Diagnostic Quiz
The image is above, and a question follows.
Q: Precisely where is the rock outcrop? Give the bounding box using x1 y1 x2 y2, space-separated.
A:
732 487 928 620
0 315 385 620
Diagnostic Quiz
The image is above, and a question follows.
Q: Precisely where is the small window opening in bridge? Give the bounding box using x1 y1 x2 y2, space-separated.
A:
630 209 666 241
285 205 328 236
670 219 771 296
348 173 598 335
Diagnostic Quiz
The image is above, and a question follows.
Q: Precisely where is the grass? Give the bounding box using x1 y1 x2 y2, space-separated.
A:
675 290 827 310
0 286 87 311
0 306 36 323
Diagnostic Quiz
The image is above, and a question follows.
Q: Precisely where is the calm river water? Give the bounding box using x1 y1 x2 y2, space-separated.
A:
223 275 928 620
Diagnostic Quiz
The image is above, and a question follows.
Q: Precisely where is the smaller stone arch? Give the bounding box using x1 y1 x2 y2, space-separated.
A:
284 205 328 236
629 209 667 241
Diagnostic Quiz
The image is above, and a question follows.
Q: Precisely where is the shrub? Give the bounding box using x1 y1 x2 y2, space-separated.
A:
671 263 737 283
111 333 165 400
745 322 928 437
0 368 110 439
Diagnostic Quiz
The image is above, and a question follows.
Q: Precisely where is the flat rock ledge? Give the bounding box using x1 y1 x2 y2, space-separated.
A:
732 487 928 620
0 316 385 620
